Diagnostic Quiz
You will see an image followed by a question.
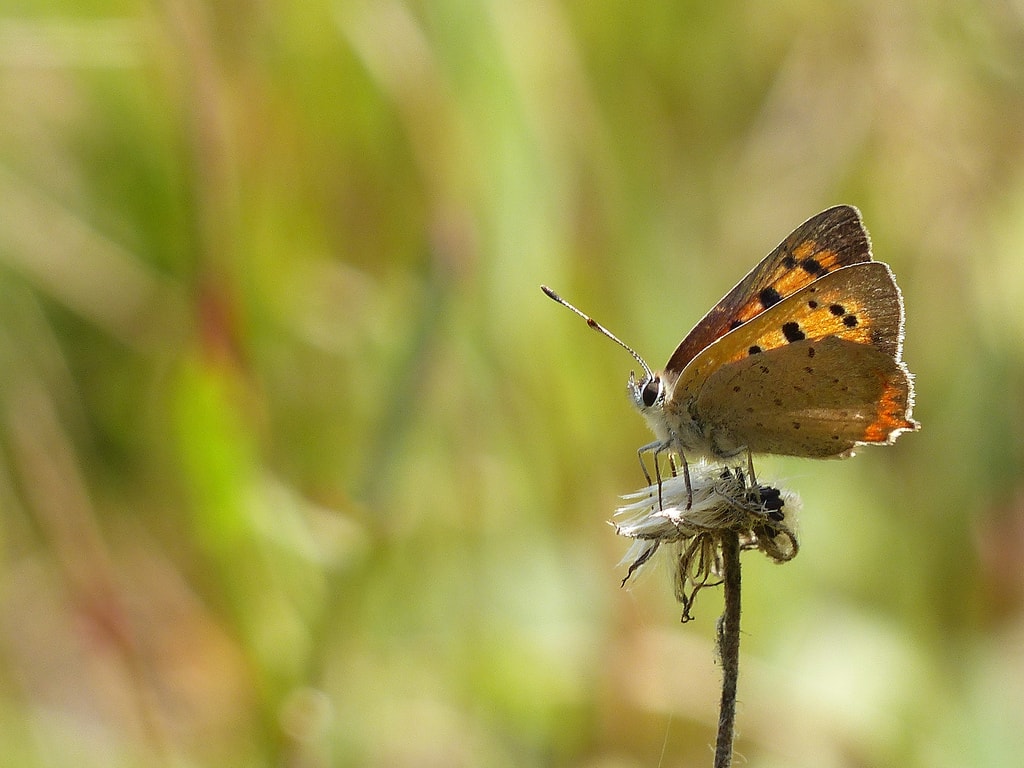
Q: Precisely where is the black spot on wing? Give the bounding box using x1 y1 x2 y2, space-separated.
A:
802 258 827 276
759 287 783 309
782 322 805 342
748 345 762 355
829 304 846 316
843 314 859 327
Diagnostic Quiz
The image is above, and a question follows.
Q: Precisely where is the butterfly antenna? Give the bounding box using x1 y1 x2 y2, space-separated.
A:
540 285 654 380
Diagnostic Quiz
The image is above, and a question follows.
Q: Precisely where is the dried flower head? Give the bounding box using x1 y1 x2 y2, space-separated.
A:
613 463 800 621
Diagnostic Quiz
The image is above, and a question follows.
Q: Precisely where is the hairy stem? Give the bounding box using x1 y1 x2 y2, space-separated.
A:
714 530 741 768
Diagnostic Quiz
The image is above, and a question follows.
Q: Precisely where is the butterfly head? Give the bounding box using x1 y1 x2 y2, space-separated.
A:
628 369 665 412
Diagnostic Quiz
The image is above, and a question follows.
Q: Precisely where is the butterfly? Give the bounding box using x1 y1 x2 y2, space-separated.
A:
542 205 918 501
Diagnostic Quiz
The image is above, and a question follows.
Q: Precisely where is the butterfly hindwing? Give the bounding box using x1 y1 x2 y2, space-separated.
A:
664 205 872 374
694 336 916 457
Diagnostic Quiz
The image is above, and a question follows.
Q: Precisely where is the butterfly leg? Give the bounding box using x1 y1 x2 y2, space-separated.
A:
636 442 658 488
676 451 693 510
637 442 667 508
653 445 692 507
744 448 764 506
636 441 665 507
746 448 758 488
684 456 693 509
654 447 665 510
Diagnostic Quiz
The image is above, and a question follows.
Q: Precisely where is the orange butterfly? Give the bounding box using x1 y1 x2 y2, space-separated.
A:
543 205 918 499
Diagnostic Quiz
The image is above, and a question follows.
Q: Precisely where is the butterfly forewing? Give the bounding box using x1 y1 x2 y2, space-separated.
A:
671 262 905 397
664 205 872 374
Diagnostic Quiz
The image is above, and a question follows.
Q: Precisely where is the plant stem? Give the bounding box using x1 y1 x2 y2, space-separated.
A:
714 530 741 768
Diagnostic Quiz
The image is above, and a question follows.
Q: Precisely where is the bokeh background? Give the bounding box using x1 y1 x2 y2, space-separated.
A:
1 1 1023 766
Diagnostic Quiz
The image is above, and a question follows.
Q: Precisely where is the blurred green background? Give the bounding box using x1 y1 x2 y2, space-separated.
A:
1 1 1023 766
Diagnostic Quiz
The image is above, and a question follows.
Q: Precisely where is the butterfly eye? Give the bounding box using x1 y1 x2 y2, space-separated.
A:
641 377 662 408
